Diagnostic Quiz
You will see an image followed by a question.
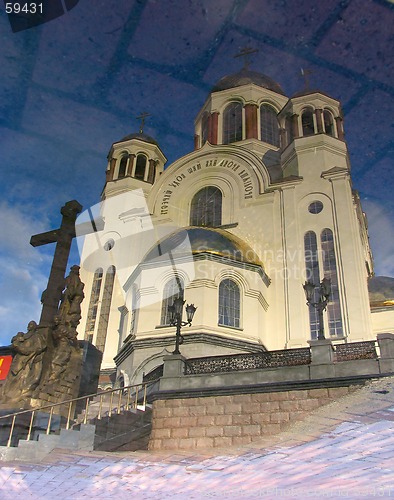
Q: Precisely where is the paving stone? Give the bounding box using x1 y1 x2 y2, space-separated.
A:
1 377 394 497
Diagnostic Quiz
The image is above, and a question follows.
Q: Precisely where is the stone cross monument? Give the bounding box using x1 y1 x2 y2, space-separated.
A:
30 200 82 327
1 200 103 411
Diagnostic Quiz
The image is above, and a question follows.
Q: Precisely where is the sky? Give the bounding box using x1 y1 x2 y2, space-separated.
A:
0 0 393 346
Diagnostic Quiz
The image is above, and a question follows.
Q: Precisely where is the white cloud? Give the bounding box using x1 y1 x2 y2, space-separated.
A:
362 199 394 277
0 202 51 345
0 257 46 345
0 201 49 261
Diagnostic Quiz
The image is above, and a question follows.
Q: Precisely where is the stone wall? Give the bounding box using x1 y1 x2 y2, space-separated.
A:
148 386 357 451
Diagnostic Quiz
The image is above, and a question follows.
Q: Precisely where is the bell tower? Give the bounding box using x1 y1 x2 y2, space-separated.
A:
104 130 167 199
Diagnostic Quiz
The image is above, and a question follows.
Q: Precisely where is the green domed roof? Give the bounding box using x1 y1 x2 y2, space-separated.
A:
143 226 264 268
212 69 285 96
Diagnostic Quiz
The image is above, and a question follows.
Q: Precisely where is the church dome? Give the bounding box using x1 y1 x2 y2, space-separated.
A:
212 69 285 96
116 132 159 146
142 226 264 268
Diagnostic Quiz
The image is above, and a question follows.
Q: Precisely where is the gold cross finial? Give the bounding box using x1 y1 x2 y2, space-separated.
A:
234 46 258 70
136 112 151 133
301 68 313 90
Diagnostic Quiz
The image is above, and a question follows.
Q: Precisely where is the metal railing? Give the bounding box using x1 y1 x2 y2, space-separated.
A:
0 381 154 448
184 348 312 375
334 340 378 362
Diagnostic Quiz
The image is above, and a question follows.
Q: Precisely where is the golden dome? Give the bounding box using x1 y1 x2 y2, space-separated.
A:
143 226 264 268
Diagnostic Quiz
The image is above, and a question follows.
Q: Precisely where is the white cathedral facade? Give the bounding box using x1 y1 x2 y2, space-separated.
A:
78 67 389 388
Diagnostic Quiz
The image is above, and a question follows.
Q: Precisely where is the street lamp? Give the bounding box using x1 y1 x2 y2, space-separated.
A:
168 297 197 355
303 278 331 340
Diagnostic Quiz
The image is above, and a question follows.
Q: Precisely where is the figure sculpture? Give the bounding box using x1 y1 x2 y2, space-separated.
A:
46 316 75 382
58 264 85 338
45 266 84 383
2 321 47 403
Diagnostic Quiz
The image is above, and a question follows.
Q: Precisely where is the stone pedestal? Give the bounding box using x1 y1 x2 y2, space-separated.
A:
377 333 394 359
377 333 394 373
308 339 335 364
160 354 186 391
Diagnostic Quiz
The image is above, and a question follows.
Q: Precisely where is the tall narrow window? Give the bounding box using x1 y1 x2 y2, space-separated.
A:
160 277 184 325
321 229 343 337
323 110 335 137
260 104 280 146
223 102 242 144
190 186 222 227
135 154 147 180
84 268 103 343
201 112 209 145
96 266 116 352
304 232 320 339
219 279 240 328
118 155 128 178
302 109 315 136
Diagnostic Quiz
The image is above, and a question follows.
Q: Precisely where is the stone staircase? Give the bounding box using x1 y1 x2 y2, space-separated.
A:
93 406 153 451
0 423 96 462
0 383 156 461
74 391 153 452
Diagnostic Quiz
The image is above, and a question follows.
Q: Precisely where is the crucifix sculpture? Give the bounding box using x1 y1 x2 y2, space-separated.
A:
30 200 103 327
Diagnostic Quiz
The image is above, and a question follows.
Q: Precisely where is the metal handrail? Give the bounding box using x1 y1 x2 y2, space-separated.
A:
0 380 157 448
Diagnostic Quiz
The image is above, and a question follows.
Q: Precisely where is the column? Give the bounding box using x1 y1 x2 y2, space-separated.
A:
147 159 156 184
108 158 116 182
279 128 287 150
245 104 258 139
127 154 135 176
315 109 324 133
209 112 219 145
292 114 300 139
335 117 345 141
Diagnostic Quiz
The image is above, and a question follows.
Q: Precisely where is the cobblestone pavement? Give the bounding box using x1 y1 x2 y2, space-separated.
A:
1 378 394 499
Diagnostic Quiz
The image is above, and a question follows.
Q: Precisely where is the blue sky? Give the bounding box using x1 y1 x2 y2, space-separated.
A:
0 0 393 345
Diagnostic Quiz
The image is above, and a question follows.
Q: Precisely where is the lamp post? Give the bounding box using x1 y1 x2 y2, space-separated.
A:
303 278 331 340
168 297 197 355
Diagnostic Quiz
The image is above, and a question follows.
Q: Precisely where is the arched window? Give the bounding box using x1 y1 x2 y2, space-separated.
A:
160 277 184 325
260 104 280 146
96 265 116 352
321 229 343 337
118 155 128 178
135 154 147 180
190 186 222 227
201 112 209 145
301 109 315 136
304 232 320 339
323 110 335 137
222 102 243 144
219 279 240 328
84 268 103 343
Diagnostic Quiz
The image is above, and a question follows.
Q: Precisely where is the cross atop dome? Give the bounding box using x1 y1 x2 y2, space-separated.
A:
234 46 259 70
136 112 151 134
